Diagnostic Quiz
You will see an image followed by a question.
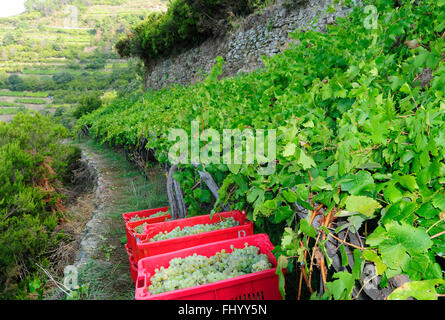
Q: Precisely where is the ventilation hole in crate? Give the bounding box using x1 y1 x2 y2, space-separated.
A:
232 291 264 300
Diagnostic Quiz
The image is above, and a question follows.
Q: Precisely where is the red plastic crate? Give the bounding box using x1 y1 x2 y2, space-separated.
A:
122 207 170 223
134 210 253 263
125 244 138 283
135 233 283 300
123 207 170 252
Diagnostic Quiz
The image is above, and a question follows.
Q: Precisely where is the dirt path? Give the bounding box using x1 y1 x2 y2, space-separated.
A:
47 140 168 300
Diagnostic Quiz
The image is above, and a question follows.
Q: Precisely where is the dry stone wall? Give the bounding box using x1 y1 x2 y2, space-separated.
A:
145 0 360 90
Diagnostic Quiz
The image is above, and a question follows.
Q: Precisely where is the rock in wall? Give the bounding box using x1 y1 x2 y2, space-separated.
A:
145 0 360 90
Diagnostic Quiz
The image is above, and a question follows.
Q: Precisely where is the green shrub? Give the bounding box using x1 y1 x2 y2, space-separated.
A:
73 93 103 119
116 0 270 63
0 113 81 299
6 75 26 92
52 72 75 85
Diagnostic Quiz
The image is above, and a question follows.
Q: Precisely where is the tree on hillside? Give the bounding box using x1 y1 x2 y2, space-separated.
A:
53 71 74 85
6 75 26 91
73 93 102 118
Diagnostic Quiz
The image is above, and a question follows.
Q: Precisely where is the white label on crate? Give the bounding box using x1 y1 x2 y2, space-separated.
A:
238 230 247 238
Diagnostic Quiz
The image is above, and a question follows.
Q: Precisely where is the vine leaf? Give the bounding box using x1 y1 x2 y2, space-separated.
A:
283 142 296 157
387 279 445 300
276 255 288 300
324 271 355 300
343 195 381 217
300 219 317 238
432 194 445 211
227 164 241 174
298 149 316 170
362 250 387 275
339 171 375 195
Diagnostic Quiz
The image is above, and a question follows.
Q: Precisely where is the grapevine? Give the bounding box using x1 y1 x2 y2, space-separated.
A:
79 0 445 300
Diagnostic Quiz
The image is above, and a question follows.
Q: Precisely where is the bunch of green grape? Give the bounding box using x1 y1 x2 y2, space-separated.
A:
130 210 170 223
148 244 272 295
134 222 148 234
149 217 239 242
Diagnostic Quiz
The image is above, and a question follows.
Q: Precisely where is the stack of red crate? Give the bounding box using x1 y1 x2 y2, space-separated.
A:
122 207 170 282
122 208 284 300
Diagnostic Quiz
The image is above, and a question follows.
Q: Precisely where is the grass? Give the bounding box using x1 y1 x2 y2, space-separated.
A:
0 107 20 115
64 139 168 300
46 104 70 109
0 90 49 98
15 98 47 104
0 101 22 107
21 69 83 76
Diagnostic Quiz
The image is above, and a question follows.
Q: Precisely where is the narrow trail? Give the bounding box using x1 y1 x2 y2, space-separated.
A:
50 140 168 300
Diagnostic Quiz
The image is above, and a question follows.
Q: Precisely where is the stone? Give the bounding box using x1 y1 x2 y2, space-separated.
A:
145 0 357 90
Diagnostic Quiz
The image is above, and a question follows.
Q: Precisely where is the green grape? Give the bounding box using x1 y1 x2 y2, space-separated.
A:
130 209 170 222
133 222 148 234
148 244 272 295
132 210 172 233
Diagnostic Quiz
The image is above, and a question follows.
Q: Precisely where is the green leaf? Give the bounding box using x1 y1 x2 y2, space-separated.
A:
387 279 445 300
362 249 387 275
29 277 41 293
193 188 211 203
417 202 440 219
310 176 333 191
394 174 417 192
366 225 387 246
275 206 294 223
325 271 356 300
384 221 433 255
432 194 445 211
351 249 363 279
247 187 264 204
227 164 241 174
282 189 298 203
298 149 316 169
339 171 375 195
344 195 381 217
339 245 349 267
379 243 409 272
383 183 403 204
276 256 288 300
283 142 296 157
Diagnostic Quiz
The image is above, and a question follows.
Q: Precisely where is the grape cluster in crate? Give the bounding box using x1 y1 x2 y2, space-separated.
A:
122 207 284 300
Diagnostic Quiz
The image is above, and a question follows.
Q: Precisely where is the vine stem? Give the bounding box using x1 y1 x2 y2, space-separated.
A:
298 240 313 296
307 205 336 291
328 233 365 251
297 264 303 300
307 204 324 285
426 220 444 233
430 230 445 240
353 274 379 300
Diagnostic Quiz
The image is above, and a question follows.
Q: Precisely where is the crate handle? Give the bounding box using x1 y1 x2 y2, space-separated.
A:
238 230 247 238
137 272 151 289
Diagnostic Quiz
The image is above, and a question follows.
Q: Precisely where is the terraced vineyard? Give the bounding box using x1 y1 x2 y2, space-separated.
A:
0 0 167 122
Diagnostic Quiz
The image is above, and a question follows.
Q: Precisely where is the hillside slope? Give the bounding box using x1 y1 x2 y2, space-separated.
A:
0 0 166 122
80 0 445 300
